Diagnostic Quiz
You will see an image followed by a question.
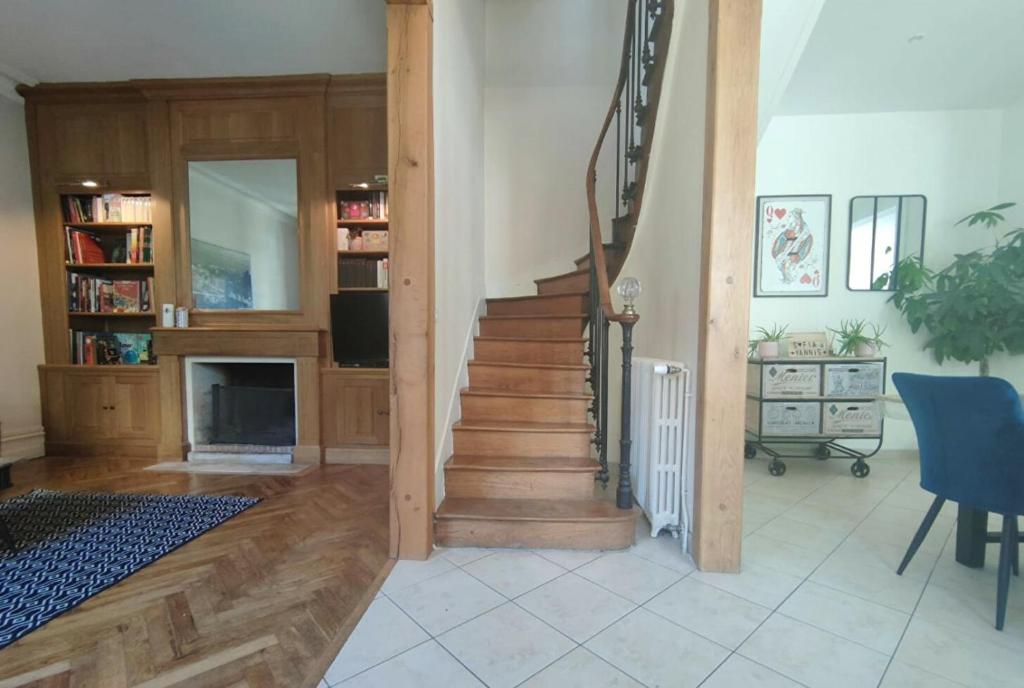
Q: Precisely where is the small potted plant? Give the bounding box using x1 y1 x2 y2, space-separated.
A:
829 319 888 357
749 324 788 359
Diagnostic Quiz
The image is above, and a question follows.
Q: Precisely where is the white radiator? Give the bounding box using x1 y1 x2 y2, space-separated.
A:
629 357 690 546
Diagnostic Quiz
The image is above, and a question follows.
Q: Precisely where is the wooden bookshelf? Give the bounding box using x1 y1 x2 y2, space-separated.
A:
337 218 389 226
65 222 153 229
338 250 388 257
66 263 154 270
68 312 155 318
338 287 388 293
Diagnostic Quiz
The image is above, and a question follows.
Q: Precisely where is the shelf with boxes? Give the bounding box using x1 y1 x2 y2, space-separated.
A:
336 187 389 291
744 356 886 478
61 192 157 367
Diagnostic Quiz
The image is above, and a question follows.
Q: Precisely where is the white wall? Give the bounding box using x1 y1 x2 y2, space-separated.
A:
753 109 1024 449
483 0 624 297
0 98 45 460
999 98 1024 228
433 0 487 506
616 0 709 541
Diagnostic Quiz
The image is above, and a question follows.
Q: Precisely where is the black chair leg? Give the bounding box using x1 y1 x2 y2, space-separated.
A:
0 518 14 552
1013 517 1020 577
996 515 1014 630
897 495 945 575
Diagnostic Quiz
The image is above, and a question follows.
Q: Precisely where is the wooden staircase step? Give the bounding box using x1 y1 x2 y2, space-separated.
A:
468 361 589 394
461 387 591 424
478 314 587 338
435 497 636 549
486 293 588 316
473 336 586 365
444 455 600 499
452 420 594 458
574 242 624 270
535 268 590 295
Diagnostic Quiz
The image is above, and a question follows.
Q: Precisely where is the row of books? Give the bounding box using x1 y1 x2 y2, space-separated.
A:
63 194 153 223
339 193 388 220
70 331 154 366
339 257 389 288
65 227 153 264
68 275 154 314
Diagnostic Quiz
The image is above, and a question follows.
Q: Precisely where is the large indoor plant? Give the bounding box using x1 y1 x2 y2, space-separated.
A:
875 203 1024 375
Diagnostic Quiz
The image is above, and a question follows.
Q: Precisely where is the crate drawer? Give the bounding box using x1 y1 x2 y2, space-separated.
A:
758 363 821 399
822 401 881 436
747 399 821 436
824 363 884 397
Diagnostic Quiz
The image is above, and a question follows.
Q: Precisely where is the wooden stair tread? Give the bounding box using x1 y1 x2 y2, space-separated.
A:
479 314 587 321
461 387 593 400
487 292 587 303
534 268 588 284
468 360 589 371
476 336 586 343
437 497 635 523
446 455 600 472
453 420 594 433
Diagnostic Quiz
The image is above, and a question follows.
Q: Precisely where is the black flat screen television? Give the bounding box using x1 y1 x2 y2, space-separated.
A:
330 292 389 367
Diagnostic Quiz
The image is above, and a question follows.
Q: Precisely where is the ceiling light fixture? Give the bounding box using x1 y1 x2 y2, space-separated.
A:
81 179 98 188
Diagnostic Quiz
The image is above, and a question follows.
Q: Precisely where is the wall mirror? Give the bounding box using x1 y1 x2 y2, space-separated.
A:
847 194 926 291
187 159 300 310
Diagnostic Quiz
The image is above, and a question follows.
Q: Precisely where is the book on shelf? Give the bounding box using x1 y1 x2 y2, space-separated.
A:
68 274 153 313
65 226 153 264
62 194 152 224
339 191 388 220
69 330 154 365
338 257 389 289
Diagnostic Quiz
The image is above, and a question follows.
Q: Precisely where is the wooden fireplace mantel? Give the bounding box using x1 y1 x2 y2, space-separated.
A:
151 327 325 358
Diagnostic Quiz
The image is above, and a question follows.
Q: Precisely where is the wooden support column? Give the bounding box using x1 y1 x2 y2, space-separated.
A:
387 0 435 560
693 0 762 572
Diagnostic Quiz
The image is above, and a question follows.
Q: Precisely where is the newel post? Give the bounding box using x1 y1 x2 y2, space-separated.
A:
615 277 642 509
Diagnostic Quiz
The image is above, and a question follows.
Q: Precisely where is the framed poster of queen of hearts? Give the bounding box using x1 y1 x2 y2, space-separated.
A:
754 194 831 297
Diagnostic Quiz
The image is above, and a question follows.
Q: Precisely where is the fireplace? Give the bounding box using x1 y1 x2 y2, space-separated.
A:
185 357 297 462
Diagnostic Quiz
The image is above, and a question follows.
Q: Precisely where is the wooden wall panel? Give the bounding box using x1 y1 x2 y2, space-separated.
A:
387 2 435 560
693 0 763 572
327 75 388 189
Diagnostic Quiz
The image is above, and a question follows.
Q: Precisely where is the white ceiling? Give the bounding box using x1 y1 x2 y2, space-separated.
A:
775 0 1024 115
0 0 385 89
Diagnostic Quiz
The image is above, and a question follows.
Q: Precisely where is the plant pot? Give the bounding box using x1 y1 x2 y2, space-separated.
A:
854 342 877 357
757 341 780 358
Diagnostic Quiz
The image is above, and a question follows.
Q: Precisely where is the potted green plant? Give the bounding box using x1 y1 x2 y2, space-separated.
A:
749 324 788 359
875 202 1024 375
829 319 888 357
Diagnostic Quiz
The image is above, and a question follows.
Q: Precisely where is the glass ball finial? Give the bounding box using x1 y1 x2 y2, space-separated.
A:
616 276 642 314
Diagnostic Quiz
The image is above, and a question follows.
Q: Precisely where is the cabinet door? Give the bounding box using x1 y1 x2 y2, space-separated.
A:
34 102 150 184
62 372 110 439
322 374 389 446
108 374 160 441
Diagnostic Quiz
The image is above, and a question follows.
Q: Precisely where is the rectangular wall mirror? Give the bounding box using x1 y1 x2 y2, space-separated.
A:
847 194 926 291
187 159 301 310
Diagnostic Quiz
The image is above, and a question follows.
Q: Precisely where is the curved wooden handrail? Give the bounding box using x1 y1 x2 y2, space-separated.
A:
586 0 638 323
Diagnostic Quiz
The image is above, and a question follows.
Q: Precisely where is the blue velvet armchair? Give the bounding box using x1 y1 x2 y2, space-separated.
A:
893 373 1024 630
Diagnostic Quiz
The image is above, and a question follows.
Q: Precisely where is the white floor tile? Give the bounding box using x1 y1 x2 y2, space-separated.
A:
575 552 683 604
895 616 1024 688
739 614 890 688
323 597 429 684
691 562 803 609
778 581 910 655
533 548 603 570
437 547 499 567
388 568 505 635
462 550 565 598
755 515 851 554
809 550 928 614
337 640 483 687
585 608 729 688
700 654 802 688
516 572 636 643
879 661 969 688
629 531 696 574
914 577 1024 650
438 603 575 688
381 554 456 595
742 531 829 578
644 576 771 650
519 647 644 688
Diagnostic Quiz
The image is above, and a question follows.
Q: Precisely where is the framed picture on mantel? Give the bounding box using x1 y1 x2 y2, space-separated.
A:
754 194 831 297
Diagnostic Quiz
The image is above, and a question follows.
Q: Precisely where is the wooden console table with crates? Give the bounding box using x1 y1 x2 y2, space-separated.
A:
744 356 886 477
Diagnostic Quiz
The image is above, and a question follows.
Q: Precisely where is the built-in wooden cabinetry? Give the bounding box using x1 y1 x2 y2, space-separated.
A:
20 75 390 460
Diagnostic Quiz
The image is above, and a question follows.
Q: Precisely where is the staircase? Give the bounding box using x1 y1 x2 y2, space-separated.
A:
435 0 674 550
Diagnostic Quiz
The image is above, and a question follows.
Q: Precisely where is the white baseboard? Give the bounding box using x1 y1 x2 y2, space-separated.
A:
1 425 45 465
434 298 486 508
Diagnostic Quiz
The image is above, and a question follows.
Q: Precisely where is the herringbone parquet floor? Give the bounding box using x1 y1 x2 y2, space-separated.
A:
0 455 390 688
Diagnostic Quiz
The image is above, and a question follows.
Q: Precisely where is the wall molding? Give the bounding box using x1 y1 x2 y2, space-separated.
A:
0 62 36 104
1 425 46 463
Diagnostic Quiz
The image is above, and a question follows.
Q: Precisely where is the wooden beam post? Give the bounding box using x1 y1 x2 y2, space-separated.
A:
387 0 435 559
692 0 762 572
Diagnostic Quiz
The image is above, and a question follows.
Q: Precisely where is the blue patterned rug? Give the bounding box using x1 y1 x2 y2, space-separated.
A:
0 489 258 649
